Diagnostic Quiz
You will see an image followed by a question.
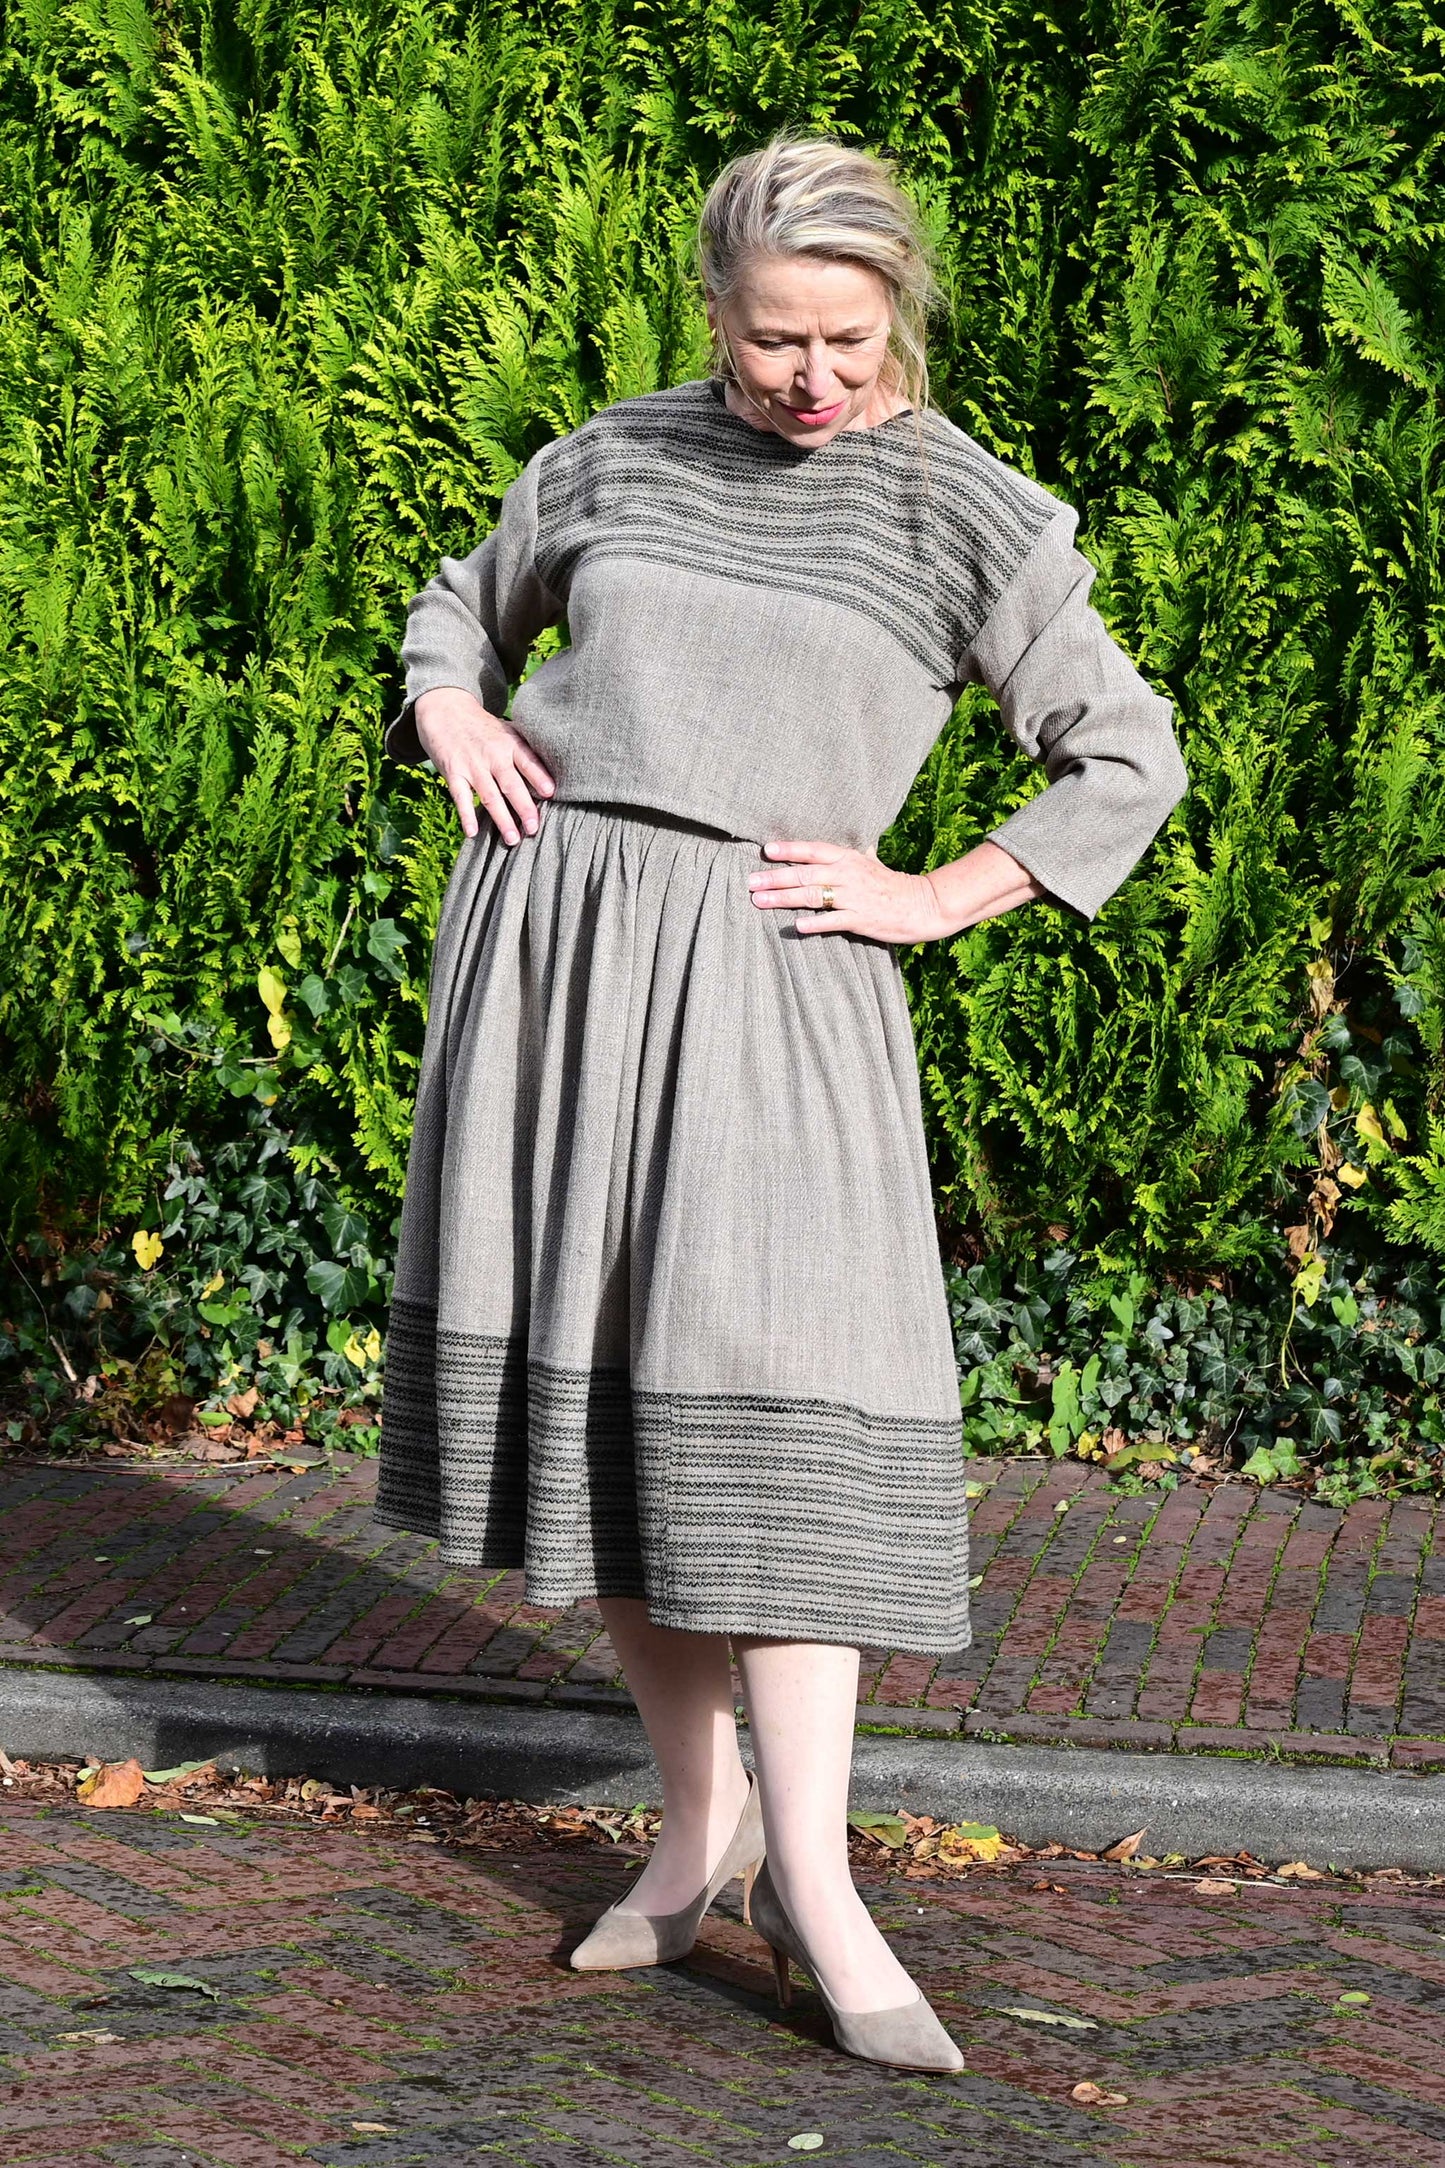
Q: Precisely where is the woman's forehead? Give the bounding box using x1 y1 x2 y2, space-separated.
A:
728 252 890 326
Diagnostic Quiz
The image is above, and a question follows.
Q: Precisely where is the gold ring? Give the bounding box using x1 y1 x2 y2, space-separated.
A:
820 884 836 910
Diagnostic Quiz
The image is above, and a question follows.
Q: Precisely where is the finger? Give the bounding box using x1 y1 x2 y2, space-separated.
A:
511 741 556 796
747 866 819 894
476 775 522 846
795 909 857 935
497 763 540 835
751 883 845 913
761 839 844 863
445 769 480 839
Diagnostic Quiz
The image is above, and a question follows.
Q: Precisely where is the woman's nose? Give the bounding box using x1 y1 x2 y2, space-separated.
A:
796 345 837 396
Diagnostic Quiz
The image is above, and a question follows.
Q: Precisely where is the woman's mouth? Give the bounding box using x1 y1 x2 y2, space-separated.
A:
777 397 846 428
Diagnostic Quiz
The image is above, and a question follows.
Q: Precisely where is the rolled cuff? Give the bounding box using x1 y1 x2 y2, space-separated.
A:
384 697 427 765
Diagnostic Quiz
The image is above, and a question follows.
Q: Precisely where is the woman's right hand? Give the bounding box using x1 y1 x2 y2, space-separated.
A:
414 686 556 845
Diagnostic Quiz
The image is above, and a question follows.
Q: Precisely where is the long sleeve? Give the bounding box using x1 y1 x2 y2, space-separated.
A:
964 509 1187 920
385 450 563 763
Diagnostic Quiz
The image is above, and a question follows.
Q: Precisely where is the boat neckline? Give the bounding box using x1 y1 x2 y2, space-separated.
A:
702 375 917 445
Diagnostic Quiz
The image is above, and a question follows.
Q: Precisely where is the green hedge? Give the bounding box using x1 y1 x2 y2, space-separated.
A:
2 0 1443 1460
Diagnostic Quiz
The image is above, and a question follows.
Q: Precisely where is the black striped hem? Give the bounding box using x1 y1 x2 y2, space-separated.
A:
376 1302 971 1655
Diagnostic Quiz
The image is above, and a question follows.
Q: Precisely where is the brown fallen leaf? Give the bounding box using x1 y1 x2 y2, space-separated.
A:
351 2124 391 2135
1071 2081 1129 2107
1276 1861 1325 1880
1193 1878 1238 1897
225 1386 260 1419
76 1759 146 1809
1103 1828 1147 1862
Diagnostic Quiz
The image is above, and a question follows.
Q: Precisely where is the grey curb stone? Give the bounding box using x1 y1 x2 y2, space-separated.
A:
0 1668 1441 1871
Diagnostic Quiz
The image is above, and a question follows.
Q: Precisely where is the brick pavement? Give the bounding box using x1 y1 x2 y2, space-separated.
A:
1 1796 1443 2166
0 1458 1441 1769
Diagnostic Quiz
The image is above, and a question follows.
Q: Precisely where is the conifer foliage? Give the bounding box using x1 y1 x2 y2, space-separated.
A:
1 2 1442 1416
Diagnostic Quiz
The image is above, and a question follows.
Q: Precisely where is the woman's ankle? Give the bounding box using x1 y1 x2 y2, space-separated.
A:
621 1765 752 1908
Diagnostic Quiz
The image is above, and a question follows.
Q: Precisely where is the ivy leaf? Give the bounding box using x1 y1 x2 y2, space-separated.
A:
847 1812 909 1848
997 2006 1098 2030
320 1200 369 1253
306 1259 372 1312
365 919 409 977
129 1968 221 1999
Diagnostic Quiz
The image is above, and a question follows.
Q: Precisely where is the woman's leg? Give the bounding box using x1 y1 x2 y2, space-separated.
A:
734 1637 919 2013
597 1598 752 1914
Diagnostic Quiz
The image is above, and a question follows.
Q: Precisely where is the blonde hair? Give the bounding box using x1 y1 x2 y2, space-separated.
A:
696 135 939 413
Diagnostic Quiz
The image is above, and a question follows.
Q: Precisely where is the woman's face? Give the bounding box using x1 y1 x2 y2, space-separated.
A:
708 253 901 447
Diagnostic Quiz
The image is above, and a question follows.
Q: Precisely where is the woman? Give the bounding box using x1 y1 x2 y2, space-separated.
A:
376 135 1186 2072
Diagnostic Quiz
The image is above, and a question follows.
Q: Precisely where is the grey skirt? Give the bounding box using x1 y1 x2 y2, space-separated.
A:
375 798 971 1653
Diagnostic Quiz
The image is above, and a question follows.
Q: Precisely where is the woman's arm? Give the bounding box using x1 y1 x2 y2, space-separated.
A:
749 511 1186 940
747 835 1039 940
389 452 565 843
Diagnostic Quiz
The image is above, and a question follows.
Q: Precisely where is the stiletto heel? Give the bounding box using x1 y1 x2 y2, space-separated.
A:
749 1858 964 2073
742 1857 759 1927
570 1771 766 1970
769 1940 794 2008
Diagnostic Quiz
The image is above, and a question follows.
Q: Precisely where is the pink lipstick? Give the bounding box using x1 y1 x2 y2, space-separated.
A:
778 398 846 428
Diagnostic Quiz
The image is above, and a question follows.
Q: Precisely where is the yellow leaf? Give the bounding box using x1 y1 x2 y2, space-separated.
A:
1306 957 1334 1017
200 1270 225 1296
1336 1162 1367 1189
131 1230 163 1271
342 1333 367 1368
1356 1104 1387 1146
277 923 303 969
266 1010 292 1052
257 966 288 1016
362 1328 383 1364
1383 1098 1409 1140
937 1821 1007 1862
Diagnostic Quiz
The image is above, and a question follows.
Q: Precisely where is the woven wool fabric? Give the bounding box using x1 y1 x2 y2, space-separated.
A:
376 380 1188 1651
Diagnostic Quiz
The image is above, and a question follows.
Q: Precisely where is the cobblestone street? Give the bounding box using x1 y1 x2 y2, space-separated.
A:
1 1457 1441 1767
2 1795 1443 2167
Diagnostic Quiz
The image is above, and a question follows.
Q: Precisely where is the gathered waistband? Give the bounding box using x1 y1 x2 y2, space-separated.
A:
549 795 757 847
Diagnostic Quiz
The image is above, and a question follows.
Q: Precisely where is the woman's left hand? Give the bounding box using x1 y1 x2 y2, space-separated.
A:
747 840 953 944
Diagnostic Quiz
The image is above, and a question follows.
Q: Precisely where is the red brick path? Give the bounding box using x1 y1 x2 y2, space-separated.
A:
1 1798 1443 2165
0 1459 1441 1768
